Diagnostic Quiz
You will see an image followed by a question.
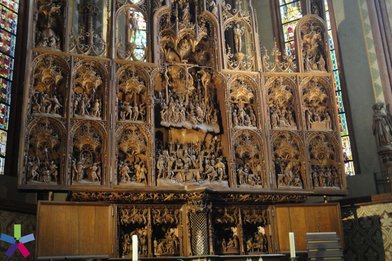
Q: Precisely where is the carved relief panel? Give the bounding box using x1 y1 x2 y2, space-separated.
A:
308 133 342 189
71 122 106 185
155 130 227 186
272 131 307 189
157 65 220 133
213 207 240 254
232 130 266 188
35 0 65 50
267 76 299 130
241 207 270 254
228 76 259 129
116 125 149 186
119 206 149 258
152 207 182 256
117 65 150 122
115 2 148 61
72 60 107 120
222 0 256 71
156 0 217 67
30 54 68 117
296 15 330 72
301 77 334 131
23 118 65 185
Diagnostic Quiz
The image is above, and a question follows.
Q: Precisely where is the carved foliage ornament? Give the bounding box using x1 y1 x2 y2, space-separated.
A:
117 125 148 185
31 55 67 117
302 78 333 131
73 62 106 119
267 77 298 130
158 2 215 67
159 66 220 133
71 122 104 185
229 77 257 128
25 118 63 184
309 133 341 189
35 0 64 50
297 16 328 72
272 132 305 189
234 131 265 187
118 66 148 122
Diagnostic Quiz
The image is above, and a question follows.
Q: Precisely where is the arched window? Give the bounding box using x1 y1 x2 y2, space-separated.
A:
0 0 19 175
275 0 356 175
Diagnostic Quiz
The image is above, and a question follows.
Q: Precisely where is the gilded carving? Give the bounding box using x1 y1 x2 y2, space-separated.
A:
297 16 328 72
302 78 333 130
152 208 181 256
35 0 63 49
214 207 240 254
158 1 216 67
234 131 265 187
158 66 220 133
267 77 298 130
31 55 67 117
309 133 342 189
117 66 148 122
242 208 269 253
25 118 63 184
262 42 296 72
73 62 106 119
71 122 104 185
229 77 258 128
117 125 148 185
156 131 227 186
272 132 305 189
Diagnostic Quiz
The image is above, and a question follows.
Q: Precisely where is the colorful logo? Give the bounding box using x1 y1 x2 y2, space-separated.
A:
0 224 35 257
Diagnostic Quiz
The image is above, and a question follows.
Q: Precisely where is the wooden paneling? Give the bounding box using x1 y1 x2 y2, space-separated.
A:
271 203 343 252
36 202 115 259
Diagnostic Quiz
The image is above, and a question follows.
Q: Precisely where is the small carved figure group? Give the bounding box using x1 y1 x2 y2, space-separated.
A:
35 2 62 49
232 103 257 127
160 90 219 133
221 227 239 254
118 159 147 184
74 93 102 118
245 226 268 253
302 24 326 71
120 208 148 225
276 160 303 188
119 102 146 121
311 165 339 188
72 159 101 183
156 138 226 183
154 228 180 256
27 157 59 184
305 110 331 130
32 92 63 115
237 164 263 186
270 106 296 129
121 227 148 258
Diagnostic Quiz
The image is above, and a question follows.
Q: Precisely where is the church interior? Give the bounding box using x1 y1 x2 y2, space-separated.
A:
0 0 391 260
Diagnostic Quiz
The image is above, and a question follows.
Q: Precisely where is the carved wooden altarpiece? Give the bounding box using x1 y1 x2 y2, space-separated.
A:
19 0 346 258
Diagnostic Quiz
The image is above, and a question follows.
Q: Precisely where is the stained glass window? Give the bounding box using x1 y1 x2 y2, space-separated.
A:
278 0 356 175
323 0 355 175
279 0 302 60
128 8 147 61
0 0 18 175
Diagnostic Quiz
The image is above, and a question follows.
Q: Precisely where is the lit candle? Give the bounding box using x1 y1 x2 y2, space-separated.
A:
132 234 138 261
289 232 296 258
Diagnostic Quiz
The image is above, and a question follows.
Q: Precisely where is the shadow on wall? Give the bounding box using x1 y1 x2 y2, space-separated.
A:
334 0 381 197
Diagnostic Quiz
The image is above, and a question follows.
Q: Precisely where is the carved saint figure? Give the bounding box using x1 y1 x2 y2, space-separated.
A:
234 23 243 54
372 102 392 149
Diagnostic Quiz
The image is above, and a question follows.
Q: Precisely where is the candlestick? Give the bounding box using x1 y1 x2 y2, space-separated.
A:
132 234 138 261
289 232 296 258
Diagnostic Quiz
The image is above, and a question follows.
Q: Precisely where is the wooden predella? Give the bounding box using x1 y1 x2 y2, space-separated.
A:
19 0 346 258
